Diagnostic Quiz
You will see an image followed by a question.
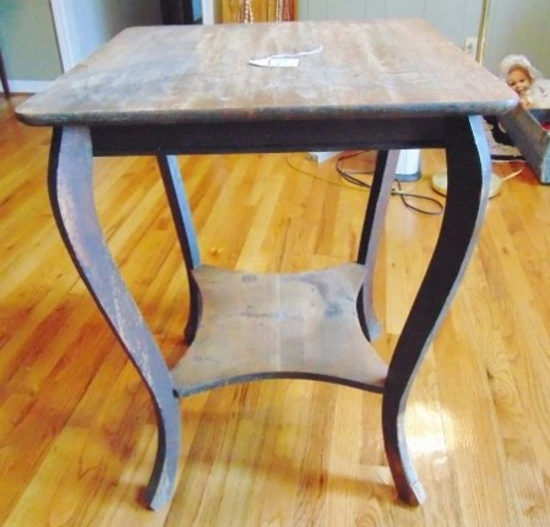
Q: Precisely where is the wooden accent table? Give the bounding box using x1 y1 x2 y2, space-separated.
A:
16 19 516 510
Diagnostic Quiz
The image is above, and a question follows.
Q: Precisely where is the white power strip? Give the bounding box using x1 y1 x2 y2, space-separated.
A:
308 151 341 163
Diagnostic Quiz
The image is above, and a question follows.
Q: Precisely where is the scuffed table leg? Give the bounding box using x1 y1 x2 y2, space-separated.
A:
156 154 202 343
48 126 181 510
382 116 492 505
357 150 399 341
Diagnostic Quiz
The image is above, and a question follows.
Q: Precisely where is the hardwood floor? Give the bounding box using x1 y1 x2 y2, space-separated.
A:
1 95 550 526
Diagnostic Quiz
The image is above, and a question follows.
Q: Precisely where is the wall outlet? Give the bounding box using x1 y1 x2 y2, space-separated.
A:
464 37 478 57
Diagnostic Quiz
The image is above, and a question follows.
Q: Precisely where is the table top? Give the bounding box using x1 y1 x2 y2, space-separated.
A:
17 19 517 127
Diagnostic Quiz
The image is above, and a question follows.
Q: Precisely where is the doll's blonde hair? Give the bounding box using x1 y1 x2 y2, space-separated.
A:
499 54 541 83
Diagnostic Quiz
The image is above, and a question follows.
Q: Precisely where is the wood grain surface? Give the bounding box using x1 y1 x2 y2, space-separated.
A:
171 263 388 395
2 96 550 525
16 19 516 127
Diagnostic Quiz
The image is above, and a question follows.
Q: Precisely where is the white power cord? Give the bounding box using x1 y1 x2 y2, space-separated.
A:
431 163 525 198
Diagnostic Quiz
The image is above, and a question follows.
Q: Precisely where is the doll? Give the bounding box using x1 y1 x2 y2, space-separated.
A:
499 54 548 109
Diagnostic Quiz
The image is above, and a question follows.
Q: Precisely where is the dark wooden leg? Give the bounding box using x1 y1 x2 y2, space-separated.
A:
160 0 195 24
156 155 202 343
382 116 491 505
0 49 10 98
48 127 181 510
357 150 399 341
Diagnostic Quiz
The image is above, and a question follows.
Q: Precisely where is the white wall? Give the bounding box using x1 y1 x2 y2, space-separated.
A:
0 0 63 91
298 0 479 49
3 0 548 93
298 0 550 77
51 0 162 71
485 0 550 77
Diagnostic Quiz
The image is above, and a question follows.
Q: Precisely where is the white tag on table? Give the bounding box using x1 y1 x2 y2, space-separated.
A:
249 57 300 68
248 45 323 69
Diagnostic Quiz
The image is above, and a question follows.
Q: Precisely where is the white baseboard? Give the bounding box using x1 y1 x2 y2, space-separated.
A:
2 80 53 94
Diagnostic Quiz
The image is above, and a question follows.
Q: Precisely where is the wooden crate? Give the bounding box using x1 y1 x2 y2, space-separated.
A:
499 106 550 184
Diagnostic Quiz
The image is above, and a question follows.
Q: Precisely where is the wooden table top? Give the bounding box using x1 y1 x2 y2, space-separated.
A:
17 19 517 127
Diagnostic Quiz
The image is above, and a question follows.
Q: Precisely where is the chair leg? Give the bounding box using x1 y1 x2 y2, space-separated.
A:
0 49 10 98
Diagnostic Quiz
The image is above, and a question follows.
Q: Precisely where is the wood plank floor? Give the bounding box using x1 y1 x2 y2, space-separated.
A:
1 95 550 526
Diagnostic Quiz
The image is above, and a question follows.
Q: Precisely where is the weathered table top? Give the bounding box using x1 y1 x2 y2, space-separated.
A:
17 19 516 126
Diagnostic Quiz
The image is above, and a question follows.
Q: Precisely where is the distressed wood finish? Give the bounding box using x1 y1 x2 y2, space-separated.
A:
15 20 517 510
156 154 202 342
383 115 492 505
47 127 181 509
16 20 515 127
357 150 400 340
172 263 388 395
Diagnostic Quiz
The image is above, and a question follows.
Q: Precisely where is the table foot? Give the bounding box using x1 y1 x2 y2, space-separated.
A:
144 410 182 510
382 402 426 506
48 126 181 510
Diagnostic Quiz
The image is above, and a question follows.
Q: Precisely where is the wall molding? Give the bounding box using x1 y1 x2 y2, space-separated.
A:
2 80 53 94
49 0 78 72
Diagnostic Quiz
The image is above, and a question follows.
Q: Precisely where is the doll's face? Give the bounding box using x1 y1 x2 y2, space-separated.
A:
507 67 532 94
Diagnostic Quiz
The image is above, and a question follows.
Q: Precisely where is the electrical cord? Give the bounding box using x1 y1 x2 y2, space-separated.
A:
287 152 524 215
285 155 332 185
286 151 445 215
335 152 445 216
394 181 445 216
492 159 526 182
438 160 526 197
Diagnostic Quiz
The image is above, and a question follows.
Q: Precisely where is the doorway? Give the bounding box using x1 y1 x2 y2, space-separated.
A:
49 0 164 71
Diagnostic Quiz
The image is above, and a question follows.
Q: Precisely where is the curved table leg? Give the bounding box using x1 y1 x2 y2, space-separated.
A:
382 116 491 505
156 155 202 343
0 48 10 98
48 127 181 510
357 150 399 341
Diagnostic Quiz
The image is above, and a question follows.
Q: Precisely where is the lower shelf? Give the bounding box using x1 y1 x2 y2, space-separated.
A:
171 263 388 396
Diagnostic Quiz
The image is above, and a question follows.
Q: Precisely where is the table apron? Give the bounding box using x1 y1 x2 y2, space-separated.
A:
88 116 457 157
